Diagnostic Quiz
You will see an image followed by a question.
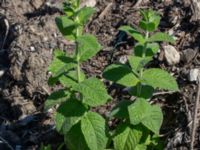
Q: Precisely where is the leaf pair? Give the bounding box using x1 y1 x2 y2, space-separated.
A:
139 9 161 32
56 7 95 41
48 34 102 86
119 26 175 45
103 64 178 92
46 77 110 110
55 100 108 150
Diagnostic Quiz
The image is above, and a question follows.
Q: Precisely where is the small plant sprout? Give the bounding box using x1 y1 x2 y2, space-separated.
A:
103 9 178 149
45 1 110 150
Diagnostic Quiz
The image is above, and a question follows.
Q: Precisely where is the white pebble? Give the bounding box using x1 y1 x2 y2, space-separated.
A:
30 46 35 52
81 0 97 7
118 55 127 64
0 70 5 78
164 45 180 65
189 69 200 82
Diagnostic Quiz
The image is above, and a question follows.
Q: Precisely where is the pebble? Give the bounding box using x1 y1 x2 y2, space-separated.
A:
30 46 35 52
168 29 174 36
43 37 48 42
81 0 97 7
118 55 127 64
182 48 197 63
188 69 200 82
164 45 180 65
31 0 44 9
0 70 5 78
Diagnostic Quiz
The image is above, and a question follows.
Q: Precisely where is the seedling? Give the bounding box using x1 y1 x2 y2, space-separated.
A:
103 9 178 149
45 1 110 149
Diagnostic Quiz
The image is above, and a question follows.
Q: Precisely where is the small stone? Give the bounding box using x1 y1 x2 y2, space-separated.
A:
118 55 127 64
189 69 200 82
168 29 174 36
31 0 44 9
14 24 23 35
30 46 35 52
81 0 97 8
43 37 48 42
182 48 197 63
164 45 180 65
53 32 57 38
0 70 5 78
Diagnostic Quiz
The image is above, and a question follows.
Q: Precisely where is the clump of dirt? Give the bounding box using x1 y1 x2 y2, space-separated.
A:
0 0 200 149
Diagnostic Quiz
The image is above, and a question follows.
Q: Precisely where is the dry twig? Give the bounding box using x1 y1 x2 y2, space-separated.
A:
133 0 143 8
1 18 9 50
98 2 113 20
190 73 200 150
190 0 200 21
0 136 14 150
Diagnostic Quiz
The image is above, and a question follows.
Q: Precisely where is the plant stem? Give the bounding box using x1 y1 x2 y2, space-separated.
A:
142 31 149 58
77 57 81 83
76 24 81 83
137 31 149 96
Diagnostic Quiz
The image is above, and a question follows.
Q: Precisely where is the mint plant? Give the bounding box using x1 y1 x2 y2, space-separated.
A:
103 10 179 149
45 1 110 150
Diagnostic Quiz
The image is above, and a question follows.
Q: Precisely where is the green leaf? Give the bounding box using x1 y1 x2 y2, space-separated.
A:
129 84 154 99
146 43 160 55
139 10 160 32
113 124 142 150
128 99 163 134
48 50 65 74
77 34 102 62
45 89 69 110
73 77 110 107
141 105 163 135
55 112 82 135
135 144 147 150
142 68 179 91
81 112 108 150
55 16 78 41
64 0 80 10
119 26 145 44
128 99 149 125
150 134 164 150
103 64 139 87
148 32 175 44
40 144 52 150
128 56 152 71
134 43 159 57
63 4 75 17
48 49 76 76
139 21 155 32
75 7 95 25
65 123 89 150
48 75 62 86
110 100 132 119
55 98 87 134
59 70 85 88
48 50 76 85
